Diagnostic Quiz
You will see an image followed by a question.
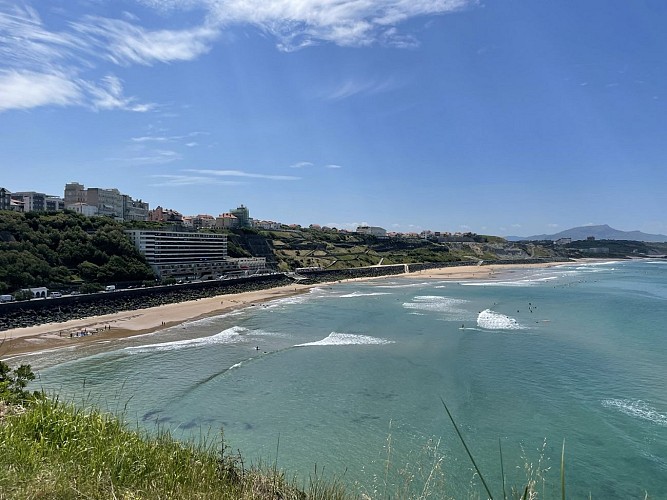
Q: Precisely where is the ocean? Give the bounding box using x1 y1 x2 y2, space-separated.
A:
18 260 667 498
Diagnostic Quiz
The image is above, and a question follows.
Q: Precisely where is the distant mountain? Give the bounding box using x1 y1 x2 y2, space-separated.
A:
506 224 667 243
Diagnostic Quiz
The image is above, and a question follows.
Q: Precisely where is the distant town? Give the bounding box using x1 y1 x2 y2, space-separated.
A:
0 182 479 240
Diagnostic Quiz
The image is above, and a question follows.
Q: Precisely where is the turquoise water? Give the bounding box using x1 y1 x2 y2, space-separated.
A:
20 260 667 498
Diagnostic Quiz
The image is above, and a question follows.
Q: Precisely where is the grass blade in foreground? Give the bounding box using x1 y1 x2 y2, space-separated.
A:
440 397 494 500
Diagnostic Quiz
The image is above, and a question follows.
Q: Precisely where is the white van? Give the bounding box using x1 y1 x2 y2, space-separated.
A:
105 285 116 292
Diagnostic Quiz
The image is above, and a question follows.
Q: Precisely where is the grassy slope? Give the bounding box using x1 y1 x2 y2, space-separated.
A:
0 397 347 500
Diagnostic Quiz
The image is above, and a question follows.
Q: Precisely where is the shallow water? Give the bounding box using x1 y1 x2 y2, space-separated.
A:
23 260 667 498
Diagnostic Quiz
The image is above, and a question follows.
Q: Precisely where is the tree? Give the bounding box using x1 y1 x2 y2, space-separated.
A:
0 361 37 404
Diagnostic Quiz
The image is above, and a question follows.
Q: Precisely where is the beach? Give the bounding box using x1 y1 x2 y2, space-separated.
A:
0 262 566 358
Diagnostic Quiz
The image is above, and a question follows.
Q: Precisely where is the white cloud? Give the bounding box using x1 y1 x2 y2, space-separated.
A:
71 16 219 66
187 168 300 180
0 0 475 111
150 174 243 186
140 0 475 50
324 77 402 100
109 149 183 165
0 70 81 111
83 75 156 112
324 164 343 169
289 161 314 168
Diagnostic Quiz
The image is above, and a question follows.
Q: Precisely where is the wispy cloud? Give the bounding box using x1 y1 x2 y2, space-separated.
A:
109 148 183 165
0 3 206 112
187 168 300 180
131 131 208 143
150 174 243 186
0 70 81 111
0 0 475 111
324 164 343 169
71 16 218 66
324 77 403 100
140 0 476 51
289 161 314 169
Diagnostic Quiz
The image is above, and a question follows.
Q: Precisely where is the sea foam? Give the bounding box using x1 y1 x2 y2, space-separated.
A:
476 309 524 330
295 332 394 347
125 326 248 353
601 399 667 426
338 291 392 298
402 295 470 320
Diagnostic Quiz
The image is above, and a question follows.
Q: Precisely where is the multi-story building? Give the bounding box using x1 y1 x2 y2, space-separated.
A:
11 191 64 212
149 206 183 224
64 182 87 205
191 214 216 230
86 187 124 219
125 229 236 279
0 187 11 210
230 205 251 227
64 182 148 221
215 213 238 229
123 196 150 221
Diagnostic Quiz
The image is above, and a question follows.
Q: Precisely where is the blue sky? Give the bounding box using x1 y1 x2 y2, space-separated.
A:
1 0 666 237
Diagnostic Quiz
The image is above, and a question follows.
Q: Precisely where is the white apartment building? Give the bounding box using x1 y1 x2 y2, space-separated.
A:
125 230 235 279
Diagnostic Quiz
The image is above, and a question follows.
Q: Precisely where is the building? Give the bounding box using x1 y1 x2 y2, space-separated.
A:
230 205 251 227
64 182 149 221
11 191 64 212
0 187 11 210
86 187 124 219
66 202 98 217
356 225 387 238
191 214 216 230
254 220 281 230
149 206 183 224
64 182 87 205
123 196 150 221
125 229 235 279
215 213 239 229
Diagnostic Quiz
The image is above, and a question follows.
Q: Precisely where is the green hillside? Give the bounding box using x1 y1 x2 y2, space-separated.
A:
0 211 155 294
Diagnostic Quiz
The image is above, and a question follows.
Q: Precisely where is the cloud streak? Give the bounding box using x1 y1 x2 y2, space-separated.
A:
0 0 475 111
187 168 301 180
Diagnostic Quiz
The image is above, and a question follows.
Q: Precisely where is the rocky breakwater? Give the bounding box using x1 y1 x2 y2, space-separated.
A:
298 264 406 284
0 275 292 332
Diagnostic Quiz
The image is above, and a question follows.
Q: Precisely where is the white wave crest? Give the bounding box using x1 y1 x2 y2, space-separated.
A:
376 282 433 289
338 291 392 298
601 399 667 426
461 276 557 287
476 309 524 330
126 326 248 353
403 296 469 320
295 332 394 347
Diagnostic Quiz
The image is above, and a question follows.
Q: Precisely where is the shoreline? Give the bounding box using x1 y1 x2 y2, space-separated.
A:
0 261 570 359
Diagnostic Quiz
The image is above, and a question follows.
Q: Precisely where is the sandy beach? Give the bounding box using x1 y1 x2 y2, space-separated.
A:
0 261 567 358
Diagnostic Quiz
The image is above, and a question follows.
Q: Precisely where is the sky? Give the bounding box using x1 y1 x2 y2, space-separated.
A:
1 0 666 237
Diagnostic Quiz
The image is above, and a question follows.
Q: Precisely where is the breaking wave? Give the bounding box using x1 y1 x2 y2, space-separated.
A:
476 309 524 330
126 326 248 353
402 295 470 320
338 291 392 298
295 332 394 347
